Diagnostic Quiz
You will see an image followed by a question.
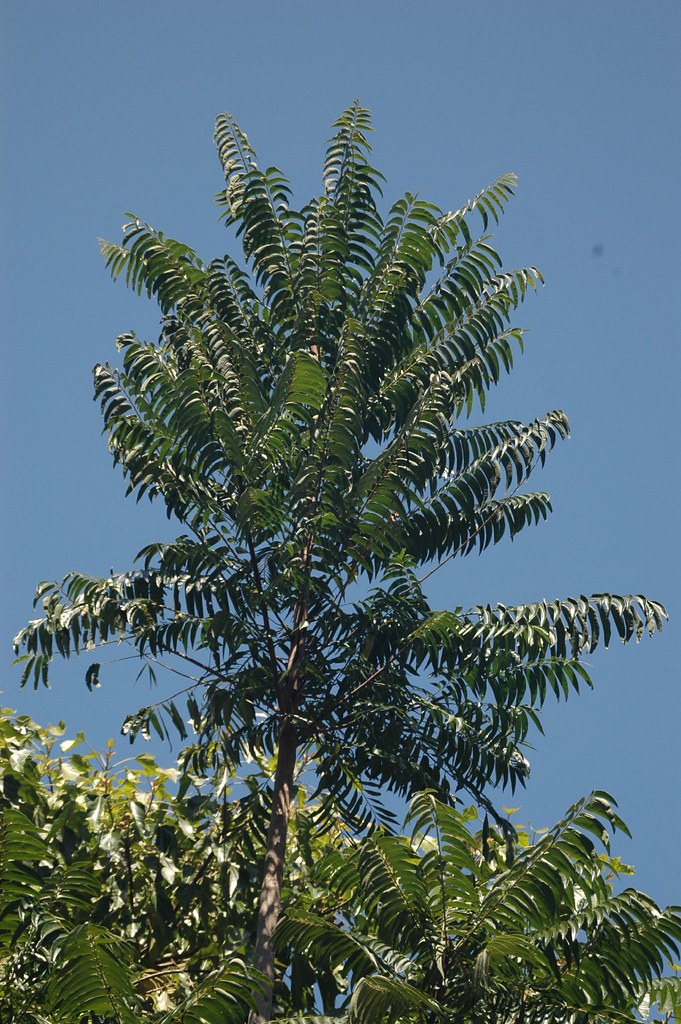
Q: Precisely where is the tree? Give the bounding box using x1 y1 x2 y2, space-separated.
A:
0 708 265 1020
14 104 666 1020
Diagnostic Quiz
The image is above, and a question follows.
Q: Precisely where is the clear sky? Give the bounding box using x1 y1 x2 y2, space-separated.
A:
1 2 679 905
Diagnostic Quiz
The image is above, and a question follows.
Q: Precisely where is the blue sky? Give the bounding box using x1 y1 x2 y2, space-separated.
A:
1 2 679 905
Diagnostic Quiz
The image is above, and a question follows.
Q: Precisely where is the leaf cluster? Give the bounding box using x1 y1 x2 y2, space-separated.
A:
278 792 681 1023
13 105 666 828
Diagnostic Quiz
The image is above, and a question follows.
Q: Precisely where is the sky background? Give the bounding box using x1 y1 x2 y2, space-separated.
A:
1 2 679 905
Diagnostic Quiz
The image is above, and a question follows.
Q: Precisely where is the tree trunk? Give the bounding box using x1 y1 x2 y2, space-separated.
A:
250 717 298 1023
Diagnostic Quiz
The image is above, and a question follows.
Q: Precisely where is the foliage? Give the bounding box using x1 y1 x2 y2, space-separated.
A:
279 791 681 1023
1 709 679 1023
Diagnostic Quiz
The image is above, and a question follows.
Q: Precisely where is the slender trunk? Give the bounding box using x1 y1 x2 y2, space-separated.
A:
250 718 298 1023
250 534 310 1020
